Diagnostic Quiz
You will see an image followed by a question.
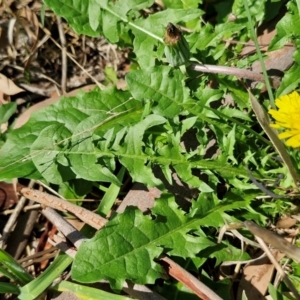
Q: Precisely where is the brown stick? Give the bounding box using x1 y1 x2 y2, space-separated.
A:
190 63 266 82
21 188 107 230
244 221 300 263
160 256 223 300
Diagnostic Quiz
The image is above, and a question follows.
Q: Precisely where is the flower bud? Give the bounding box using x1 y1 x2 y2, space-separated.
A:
164 23 190 67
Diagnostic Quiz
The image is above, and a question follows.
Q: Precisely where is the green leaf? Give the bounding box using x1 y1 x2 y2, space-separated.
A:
88 0 101 31
0 249 33 286
189 193 217 218
269 1 300 50
102 11 119 43
72 194 247 287
200 240 250 266
200 272 231 300
161 0 183 8
97 167 126 216
132 33 158 67
189 22 244 54
155 280 201 300
0 265 20 281
0 123 45 180
232 0 267 22
119 114 166 186
0 87 142 184
126 66 189 118
0 102 17 125
45 0 202 67
0 83 252 190
132 8 202 67
44 0 155 38
58 179 93 199
19 254 72 300
68 114 121 185
44 0 99 36
0 282 20 295
276 51 300 97
52 280 132 300
222 125 237 164
268 283 290 300
30 123 74 184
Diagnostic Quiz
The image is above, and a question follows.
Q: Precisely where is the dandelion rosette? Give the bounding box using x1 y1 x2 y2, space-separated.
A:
268 91 300 148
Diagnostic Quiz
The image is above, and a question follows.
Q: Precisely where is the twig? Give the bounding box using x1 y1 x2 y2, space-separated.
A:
20 249 59 268
229 229 260 248
5 204 40 259
8 64 61 88
18 83 56 97
274 258 290 288
245 221 300 300
255 236 300 300
246 166 286 199
0 204 41 215
56 16 67 93
221 252 267 267
42 207 86 249
244 221 300 263
39 23 105 90
21 188 108 230
160 256 223 300
0 180 35 248
123 281 167 300
190 63 266 82
23 32 50 68
36 180 66 199
18 247 58 264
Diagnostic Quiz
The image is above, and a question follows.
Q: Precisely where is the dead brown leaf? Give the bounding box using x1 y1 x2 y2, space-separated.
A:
17 6 39 68
0 181 23 211
0 72 24 95
116 183 161 214
251 46 295 74
237 251 285 299
276 217 297 229
14 84 95 128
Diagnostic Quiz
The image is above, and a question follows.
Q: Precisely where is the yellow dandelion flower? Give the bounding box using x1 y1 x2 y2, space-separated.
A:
268 91 300 148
